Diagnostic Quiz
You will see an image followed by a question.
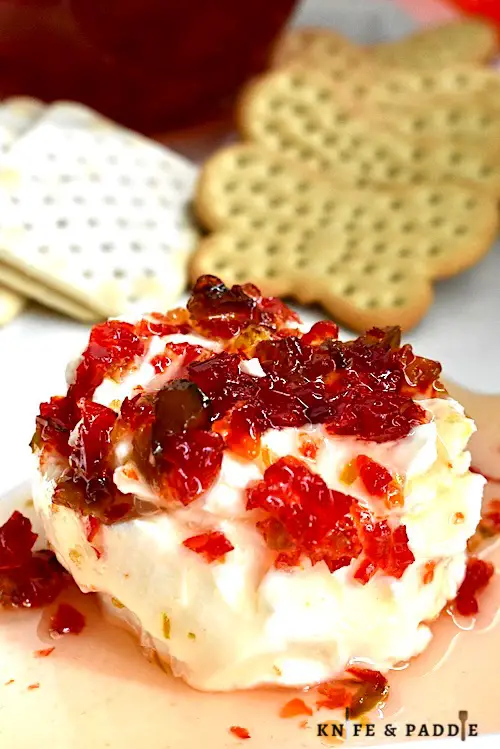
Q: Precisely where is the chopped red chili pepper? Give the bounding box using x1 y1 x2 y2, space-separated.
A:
229 726 251 740
33 276 442 585
0 511 69 608
183 531 234 563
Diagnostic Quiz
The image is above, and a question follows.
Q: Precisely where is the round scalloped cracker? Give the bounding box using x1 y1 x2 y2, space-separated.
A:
195 143 337 231
238 67 500 197
272 27 361 67
367 95 500 153
270 29 500 108
362 64 500 107
191 227 433 332
271 26 377 94
196 144 498 278
371 18 498 69
194 143 498 331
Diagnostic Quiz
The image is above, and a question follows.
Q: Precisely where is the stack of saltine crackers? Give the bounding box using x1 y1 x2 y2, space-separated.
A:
192 19 500 332
0 100 199 326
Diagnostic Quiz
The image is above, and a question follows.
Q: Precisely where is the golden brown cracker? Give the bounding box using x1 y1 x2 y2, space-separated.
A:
366 95 500 152
193 144 498 331
372 18 498 69
238 67 500 197
362 64 500 106
271 26 377 92
192 228 432 332
271 28 500 107
272 27 360 67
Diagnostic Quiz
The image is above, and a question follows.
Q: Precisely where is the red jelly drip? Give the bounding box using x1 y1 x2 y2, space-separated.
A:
183 531 234 562
455 556 494 616
0 512 69 608
50 603 86 636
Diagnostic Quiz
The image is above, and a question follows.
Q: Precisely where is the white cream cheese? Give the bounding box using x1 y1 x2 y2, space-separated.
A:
33 331 484 691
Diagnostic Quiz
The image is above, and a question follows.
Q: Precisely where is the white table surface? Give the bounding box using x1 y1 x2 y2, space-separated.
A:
0 0 499 496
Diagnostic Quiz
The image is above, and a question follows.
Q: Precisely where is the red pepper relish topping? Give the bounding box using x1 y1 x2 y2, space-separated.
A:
0 511 69 608
33 275 445 579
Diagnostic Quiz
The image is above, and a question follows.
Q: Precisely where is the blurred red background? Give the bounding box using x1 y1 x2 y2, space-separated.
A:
0 0 298 134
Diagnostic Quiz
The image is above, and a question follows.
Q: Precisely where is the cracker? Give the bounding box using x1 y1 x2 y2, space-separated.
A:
372 18 498 69
192 229 432 332
362 65 500 107
0 97 45 151
271 28 500 106
238 67 500 197
0 262 98 321
0 102 199 319
271 26 376 91
271 28 500 109
193 144 498 331
272 27 358 66
0 97 47 325
367 95 500 151
0 284 24 325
